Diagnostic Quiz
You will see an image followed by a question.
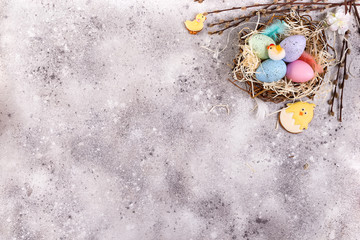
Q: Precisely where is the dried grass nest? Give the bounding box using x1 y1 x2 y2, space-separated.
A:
231 11 335 103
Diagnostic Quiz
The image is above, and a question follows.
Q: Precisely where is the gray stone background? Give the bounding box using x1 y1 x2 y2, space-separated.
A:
1 0 360 239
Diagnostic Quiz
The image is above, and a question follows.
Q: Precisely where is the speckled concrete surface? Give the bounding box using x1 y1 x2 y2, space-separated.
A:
1 0 360 239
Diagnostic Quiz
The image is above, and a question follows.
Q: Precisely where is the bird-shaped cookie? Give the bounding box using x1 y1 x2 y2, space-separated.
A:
184 13 207 35
267 44 286 60
279 102 316 134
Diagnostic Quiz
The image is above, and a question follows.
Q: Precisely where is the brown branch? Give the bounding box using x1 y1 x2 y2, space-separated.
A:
336 4 352 121
345 0 349 13
227 79 249 93
352 2 360 33
208 0 295 34
209 16 247 28
208 1 281 29
208 1 359 35
209 19 246 35
329 39 346 116
339 40 348 122
205 0 359 15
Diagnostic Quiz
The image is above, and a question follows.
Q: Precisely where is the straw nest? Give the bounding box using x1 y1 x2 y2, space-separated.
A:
231 11 335 103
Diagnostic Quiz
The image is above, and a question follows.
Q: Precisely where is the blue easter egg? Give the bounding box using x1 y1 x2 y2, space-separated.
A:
255 59 287 83
280 35 306 62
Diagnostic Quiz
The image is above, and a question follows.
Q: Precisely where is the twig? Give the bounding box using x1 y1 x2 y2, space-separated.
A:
206 0 359 15
209 19 246 35
328 0 352 121
345 0 349 13
339 39 349 122
209 0 297 28
228 79 249 93
352 2 360 33
208 1 359 35
329 39 345 116
208 0 289 35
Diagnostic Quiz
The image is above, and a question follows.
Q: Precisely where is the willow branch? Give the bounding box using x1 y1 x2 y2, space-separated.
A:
329 39 346 116
339 41 348 122
205 0 359 15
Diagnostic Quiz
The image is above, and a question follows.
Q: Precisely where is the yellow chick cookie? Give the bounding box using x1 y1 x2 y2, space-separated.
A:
267 44 286 60
184 13 207 35
279 102 316 134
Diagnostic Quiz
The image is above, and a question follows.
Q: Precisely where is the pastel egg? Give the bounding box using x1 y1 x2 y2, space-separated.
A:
255 59 287 83
286 60 315 83
280 35 306 62
298 51 324 73
249 34 276 59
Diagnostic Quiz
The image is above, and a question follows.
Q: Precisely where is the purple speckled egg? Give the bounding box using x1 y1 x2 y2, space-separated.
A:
286 60 314 83
280 35 306 62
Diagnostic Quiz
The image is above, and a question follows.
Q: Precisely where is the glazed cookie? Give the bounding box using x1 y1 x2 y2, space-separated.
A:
279 102 316 134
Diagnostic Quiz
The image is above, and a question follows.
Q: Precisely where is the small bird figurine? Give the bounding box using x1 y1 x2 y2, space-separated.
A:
184 13 207 35
267 44 286 60
279 102 316 134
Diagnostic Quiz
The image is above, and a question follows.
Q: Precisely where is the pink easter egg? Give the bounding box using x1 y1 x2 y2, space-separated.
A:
286 60 315 83
298 51 324 73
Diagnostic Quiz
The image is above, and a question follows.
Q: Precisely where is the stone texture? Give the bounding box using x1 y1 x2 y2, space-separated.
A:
1 0 360 239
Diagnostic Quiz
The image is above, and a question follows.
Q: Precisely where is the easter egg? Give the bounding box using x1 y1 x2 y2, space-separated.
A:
280 35 306 62
249 34 276 59
298 51 324 73
279 102 316 134
286 60 315 83
255 59 287 83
